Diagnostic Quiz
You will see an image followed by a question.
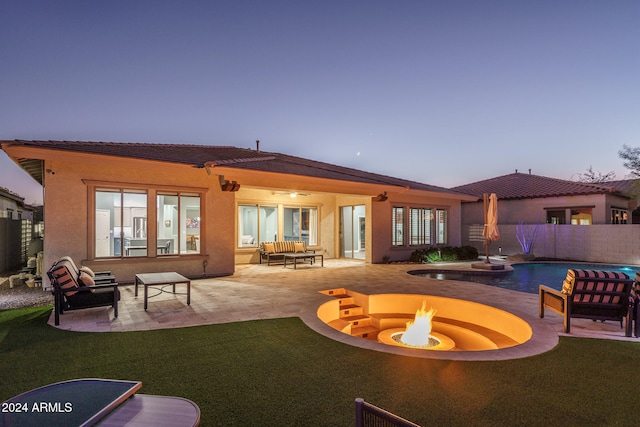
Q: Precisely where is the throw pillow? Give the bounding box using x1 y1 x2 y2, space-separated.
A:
294 242 306 253
78 271 96 292
263 243 275 253
79 266 95 277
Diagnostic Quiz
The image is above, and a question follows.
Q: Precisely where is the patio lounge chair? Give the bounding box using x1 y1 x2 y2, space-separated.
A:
47 258 120 326
539 269 634 335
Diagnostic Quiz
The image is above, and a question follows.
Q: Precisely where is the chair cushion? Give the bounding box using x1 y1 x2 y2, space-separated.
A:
51 265 80 296
78 271 96 292
263 242 275 254
274 241 294 253
564 269 630 303
79 266 95 277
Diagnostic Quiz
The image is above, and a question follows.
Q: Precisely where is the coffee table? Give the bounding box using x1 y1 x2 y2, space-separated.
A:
283 253 323 269
0 378 200 426
134 272 191 311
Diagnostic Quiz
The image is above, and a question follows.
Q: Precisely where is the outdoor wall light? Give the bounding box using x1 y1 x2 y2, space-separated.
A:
46 169 56 175
219 175 240 192
374 192 388 202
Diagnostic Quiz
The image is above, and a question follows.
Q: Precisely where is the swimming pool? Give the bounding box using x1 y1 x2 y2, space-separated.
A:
408 263 640 294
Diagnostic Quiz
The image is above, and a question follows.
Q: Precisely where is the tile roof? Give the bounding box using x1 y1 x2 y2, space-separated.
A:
4 140 461 195
450 172 627 200
607 179 640 195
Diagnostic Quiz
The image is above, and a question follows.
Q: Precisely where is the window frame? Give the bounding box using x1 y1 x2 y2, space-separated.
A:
391 206 405 246
237 204 277 248
611 208 629 224
157 192 202 256
283 205 318 246
392 205 448 248
236 202 320 248
409 207 432 246
86 180 207 260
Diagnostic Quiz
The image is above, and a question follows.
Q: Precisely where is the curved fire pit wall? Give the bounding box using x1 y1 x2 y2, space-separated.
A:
366 294 532 345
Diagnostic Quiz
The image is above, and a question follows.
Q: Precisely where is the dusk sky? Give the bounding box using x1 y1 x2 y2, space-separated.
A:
2 0 639 204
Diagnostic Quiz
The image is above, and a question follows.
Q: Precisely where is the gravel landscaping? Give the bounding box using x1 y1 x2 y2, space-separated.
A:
0 273 53 310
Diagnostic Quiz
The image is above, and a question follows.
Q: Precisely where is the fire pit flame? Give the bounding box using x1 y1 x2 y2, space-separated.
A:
399 301 437 347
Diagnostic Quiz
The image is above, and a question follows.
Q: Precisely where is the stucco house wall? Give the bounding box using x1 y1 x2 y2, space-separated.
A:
373 192 464 263
41 156 235 283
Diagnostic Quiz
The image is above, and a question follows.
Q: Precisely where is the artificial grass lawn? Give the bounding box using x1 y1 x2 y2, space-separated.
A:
1 307 639 426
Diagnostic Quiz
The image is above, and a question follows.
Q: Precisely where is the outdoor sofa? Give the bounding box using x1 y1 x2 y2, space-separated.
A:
47 257 120 326
539 269 634 336
259 241 316 265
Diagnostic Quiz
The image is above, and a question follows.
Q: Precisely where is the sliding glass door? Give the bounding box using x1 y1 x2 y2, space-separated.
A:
340 205 365 260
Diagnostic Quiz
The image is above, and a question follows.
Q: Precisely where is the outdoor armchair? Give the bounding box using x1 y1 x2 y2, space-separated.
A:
47 257 120 326
539 269 634 336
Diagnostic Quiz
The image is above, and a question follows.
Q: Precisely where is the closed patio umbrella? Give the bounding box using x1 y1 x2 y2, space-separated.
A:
482 193 500 262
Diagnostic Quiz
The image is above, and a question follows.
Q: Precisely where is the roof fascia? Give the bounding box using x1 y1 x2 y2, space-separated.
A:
1 144 194 172
2 142 476 201
211 165 475 200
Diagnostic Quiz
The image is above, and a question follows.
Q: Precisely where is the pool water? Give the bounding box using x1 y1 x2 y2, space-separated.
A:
409 263 640 294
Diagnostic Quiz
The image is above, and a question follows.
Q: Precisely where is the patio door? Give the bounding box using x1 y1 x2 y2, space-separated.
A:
340 205 365 260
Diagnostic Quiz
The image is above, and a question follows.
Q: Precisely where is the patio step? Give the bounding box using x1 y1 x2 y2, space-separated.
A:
327 318 351 333
339 304 363 318
338 297 355 306
341 314 372 328
351 325 380 340
319 288 349 298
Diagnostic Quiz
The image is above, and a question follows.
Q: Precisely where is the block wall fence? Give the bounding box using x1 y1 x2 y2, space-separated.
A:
462 224 640 266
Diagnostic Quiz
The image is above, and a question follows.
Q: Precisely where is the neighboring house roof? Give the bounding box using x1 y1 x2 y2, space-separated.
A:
2 140 465 196
450 172 628 201
0 186 25 205
607 179 640 196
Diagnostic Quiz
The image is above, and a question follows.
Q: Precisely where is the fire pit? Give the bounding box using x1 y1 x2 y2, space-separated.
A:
318 289 532 352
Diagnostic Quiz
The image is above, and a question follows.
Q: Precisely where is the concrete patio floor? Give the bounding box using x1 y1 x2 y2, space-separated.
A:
49 260 639 361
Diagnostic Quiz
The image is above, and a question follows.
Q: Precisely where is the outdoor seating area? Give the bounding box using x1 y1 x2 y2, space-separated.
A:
47 257 120 326
539 269 635 336
259 241 318 266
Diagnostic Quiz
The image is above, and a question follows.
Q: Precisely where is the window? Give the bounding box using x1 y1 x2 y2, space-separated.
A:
238 204 278 247
157 193 201 254
284 206 318 245
611 208 628 224
404 207 448 246
95 190 147 257
409 208 432 245
237 204 318 247
546 210 566 224
570 208 592 225
94 187 203 258
391 207 405 246
435 209 447 244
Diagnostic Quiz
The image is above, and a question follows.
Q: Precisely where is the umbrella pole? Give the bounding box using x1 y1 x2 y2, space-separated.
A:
483 193 490 263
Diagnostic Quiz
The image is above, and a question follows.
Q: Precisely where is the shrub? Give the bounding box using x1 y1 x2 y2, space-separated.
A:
409 245 479 263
